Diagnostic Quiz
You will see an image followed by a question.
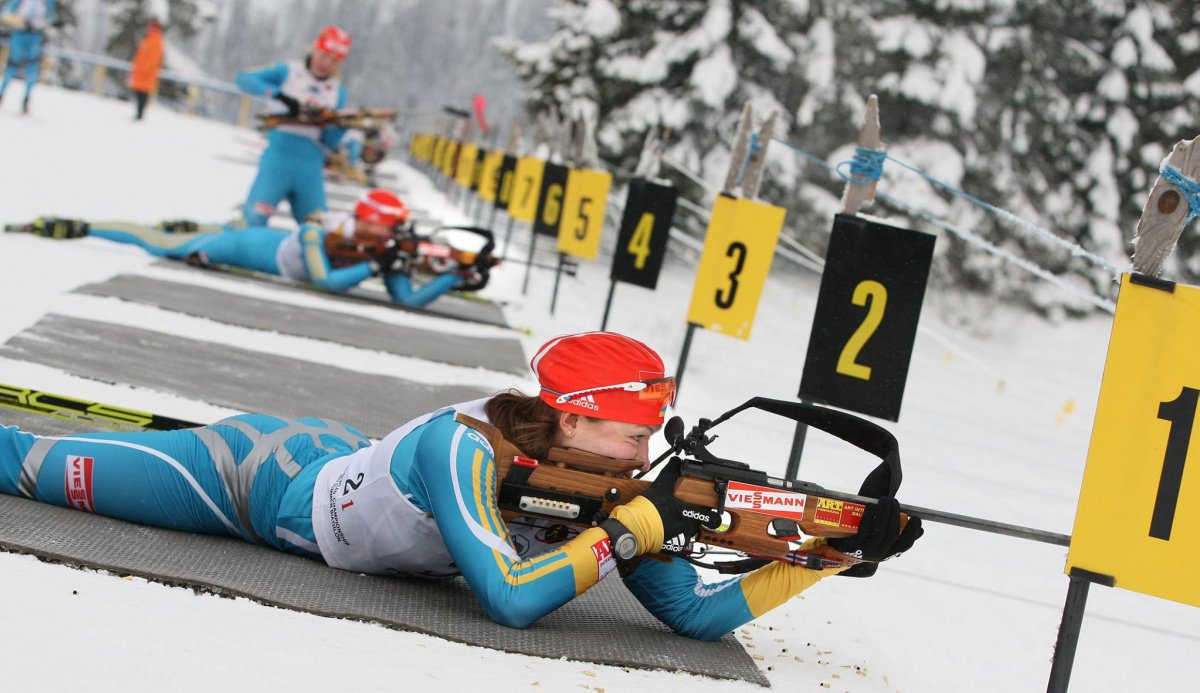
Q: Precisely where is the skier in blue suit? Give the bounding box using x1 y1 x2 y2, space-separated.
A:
1 0 55 114
16 189 472 309
0 331 923 636
235 25 351 226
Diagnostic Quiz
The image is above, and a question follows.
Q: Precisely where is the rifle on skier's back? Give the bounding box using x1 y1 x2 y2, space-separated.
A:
257 107 397 130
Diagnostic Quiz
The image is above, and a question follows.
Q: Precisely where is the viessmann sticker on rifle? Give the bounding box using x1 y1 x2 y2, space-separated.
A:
724 481 866 530
724 481 807 520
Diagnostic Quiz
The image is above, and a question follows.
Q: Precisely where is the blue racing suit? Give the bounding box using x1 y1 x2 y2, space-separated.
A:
0 401 843 638
87 220 465 308
235 59 347 226
1 0 53 108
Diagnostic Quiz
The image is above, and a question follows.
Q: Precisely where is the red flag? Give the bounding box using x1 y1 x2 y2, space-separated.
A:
473 93 490 136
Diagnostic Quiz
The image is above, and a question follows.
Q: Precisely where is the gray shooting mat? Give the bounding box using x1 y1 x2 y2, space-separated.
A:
158 260 509 327
76 274 527 375
0 494 766 686
0 314 494 439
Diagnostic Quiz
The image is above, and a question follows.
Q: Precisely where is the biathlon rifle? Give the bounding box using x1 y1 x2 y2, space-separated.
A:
257 107 398 130
326 224 501 292
462 396 910 572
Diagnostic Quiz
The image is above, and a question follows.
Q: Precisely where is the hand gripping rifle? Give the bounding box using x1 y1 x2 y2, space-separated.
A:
460 396 911 572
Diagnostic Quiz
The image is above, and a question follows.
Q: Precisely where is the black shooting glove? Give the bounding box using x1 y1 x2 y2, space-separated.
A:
274 91 302 118
831 461 924 577
368 240 409 276
829 496 904 562
639 458 721 554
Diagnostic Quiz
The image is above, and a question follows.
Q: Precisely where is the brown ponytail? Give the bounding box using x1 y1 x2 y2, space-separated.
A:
484 389 561 459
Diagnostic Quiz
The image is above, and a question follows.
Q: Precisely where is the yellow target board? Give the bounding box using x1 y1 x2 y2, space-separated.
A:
685 196 786 340
431 137 447 170
441 140 459 176
557 168 613 260
477 150 505 202
409 134 432 162
507 157 545 223
1066 273 1200 607
455 143 479 187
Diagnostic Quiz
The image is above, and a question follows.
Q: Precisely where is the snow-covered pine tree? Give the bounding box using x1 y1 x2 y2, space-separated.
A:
883 1 1200 316
500 0 821 237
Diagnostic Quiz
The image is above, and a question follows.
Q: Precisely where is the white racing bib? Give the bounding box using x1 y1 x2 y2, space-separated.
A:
311 398 491 577
272 59 342 141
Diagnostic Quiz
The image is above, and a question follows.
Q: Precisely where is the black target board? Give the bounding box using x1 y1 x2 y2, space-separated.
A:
532 162 570 237
799 214 935 422
470 147 488 191
610 179 678 289
493 155 519 211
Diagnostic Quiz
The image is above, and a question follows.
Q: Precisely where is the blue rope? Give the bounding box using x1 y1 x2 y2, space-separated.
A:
734 132 763 188
749 131 763 157
835 146 886 183
1159 164 1200 225
775 135 1121 275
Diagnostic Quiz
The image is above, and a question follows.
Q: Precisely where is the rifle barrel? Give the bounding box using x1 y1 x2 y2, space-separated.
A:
694 460 1074 547
824 489 1072 547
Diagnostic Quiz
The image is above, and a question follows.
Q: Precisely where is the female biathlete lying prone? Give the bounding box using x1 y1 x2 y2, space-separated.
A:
0 331 922 637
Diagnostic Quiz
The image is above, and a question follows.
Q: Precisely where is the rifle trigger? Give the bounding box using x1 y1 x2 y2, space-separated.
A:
767 518 802 542
714 479 729 513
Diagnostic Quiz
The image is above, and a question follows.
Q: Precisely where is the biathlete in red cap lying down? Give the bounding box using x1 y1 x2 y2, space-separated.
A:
0 331 920 638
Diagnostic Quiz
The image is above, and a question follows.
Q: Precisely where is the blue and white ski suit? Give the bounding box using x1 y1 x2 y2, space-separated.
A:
1 0 54 106
87 218 462 308
235 59 347 226
0 400 843 638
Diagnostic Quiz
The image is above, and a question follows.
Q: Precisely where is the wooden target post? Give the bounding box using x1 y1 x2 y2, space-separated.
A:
1132 136 1200 277
841 95 883 215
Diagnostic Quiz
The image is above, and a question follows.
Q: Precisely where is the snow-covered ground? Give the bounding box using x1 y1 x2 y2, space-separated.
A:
2 85 1198 692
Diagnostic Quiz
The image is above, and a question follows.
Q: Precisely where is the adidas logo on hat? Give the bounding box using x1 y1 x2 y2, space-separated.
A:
531 331 670 426
567 394 599 411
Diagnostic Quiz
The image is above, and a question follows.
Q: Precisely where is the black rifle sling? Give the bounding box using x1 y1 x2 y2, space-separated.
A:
706 397 902 496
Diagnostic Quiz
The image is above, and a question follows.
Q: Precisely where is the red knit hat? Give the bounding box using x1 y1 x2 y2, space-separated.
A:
315 26 351 59
355 188 409 226
531 332 675 426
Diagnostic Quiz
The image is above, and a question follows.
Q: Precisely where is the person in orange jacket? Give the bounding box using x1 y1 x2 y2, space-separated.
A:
128 18 163 120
